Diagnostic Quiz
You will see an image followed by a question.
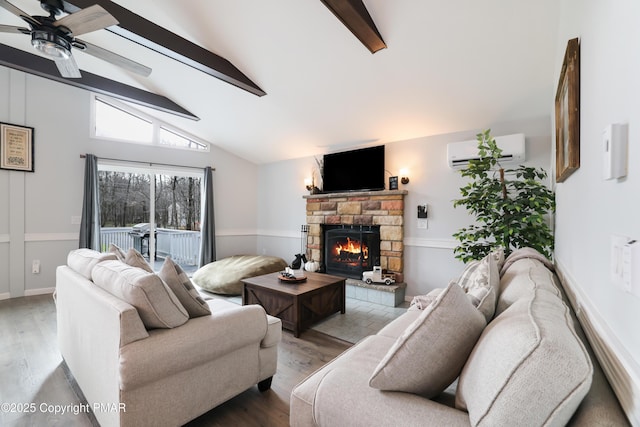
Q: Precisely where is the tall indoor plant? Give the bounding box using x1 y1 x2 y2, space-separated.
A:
453 130 555 263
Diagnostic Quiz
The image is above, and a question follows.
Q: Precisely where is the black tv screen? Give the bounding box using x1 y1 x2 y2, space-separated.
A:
322 145 385 193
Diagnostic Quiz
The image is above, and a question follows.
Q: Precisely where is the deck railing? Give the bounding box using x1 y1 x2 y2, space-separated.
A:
100 227 200 266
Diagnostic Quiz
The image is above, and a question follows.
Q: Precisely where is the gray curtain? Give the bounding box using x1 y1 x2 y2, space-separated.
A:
199 166 216 266
79 154 101 250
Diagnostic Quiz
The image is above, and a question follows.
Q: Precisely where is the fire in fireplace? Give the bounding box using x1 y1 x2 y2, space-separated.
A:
324 225 380 279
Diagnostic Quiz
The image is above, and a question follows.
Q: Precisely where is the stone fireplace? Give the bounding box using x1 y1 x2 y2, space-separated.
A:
303 190 407 283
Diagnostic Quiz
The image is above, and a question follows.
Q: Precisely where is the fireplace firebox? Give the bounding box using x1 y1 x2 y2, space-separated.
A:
324 225 380 279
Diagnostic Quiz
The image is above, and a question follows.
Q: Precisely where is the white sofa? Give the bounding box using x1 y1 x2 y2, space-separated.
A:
56 249 281 427
291 249 629 426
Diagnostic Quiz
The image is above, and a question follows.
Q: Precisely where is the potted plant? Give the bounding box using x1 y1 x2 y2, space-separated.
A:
453 130 555 263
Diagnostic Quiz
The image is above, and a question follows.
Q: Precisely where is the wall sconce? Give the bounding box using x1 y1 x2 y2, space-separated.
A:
400 168 410 185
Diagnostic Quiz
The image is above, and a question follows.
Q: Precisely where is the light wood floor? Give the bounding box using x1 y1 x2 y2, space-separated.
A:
0 295 351 427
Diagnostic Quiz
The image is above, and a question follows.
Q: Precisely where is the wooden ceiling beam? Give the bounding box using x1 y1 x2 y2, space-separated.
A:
62 0 266 96
0 44 199 120
320 0 386 54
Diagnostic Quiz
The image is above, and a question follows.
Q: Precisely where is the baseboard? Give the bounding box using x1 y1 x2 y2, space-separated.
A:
555 260 640 426
24 287 55 297
0 292 10 301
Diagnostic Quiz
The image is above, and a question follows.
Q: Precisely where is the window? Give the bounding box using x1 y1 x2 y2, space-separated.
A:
159 127 208 151
98 162 203 273
92 95 210 152
94 98 153 143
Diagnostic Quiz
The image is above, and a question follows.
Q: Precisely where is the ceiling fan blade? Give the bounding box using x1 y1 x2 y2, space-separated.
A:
54 5 118 36
78 40 152 77
0 0 40 27
0 24 29 34
54 55 81 78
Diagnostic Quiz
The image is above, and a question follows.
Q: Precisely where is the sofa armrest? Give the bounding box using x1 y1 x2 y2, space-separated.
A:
119 302 269 390
56 265 149 427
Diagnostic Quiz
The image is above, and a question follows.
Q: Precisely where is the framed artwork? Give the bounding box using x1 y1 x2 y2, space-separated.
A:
0 122 34 172
389 176 398 190
555 38 580 182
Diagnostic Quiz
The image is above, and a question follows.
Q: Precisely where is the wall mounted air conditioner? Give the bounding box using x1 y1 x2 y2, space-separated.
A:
447 133 526 169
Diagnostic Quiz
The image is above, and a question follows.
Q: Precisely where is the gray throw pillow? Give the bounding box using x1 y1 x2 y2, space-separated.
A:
159 257 211 318
124 248 154 273
369 282 486 397
92 260 188 329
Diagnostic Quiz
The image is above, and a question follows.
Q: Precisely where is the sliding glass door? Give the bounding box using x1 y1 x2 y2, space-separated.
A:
98 162 202 272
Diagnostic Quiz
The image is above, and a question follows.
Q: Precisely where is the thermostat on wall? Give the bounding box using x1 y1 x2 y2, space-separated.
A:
603 123 628 180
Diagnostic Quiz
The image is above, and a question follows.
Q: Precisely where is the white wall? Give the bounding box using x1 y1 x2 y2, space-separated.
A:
0 69 259 299
554 0 640 418
256 116 553 298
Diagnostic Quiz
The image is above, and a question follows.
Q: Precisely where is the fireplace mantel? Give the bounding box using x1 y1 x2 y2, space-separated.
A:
303 189 408 200
304 189 407 282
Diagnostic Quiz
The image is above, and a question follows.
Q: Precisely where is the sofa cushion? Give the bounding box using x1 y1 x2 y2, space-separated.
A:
92 260 188 329
67 248 117 280
369 282 486 397
159 257 211 318
496 257 559 316
455 272 593 426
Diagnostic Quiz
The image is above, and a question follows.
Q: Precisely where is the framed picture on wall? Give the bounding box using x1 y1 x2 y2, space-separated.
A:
0 122 34 172
555 38 580 183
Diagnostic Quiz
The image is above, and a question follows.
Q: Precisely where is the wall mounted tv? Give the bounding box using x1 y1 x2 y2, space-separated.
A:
322 145 385 193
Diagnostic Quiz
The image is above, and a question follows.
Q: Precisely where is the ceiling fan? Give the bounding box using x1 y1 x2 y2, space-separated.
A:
0 0 151 78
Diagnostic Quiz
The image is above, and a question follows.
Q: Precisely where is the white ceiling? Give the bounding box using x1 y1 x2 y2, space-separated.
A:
0 0 559 164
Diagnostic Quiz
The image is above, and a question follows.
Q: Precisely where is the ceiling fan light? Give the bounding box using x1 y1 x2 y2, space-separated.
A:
31 31 71 59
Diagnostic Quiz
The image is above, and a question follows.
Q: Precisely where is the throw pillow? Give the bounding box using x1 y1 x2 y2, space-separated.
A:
456 259 481 290
409 287 444 310
124 248 154 273
490 247 505 271
92 260 188 329
459 254 499 322
368 282 486 397
109 243 126 261
159 257 211 318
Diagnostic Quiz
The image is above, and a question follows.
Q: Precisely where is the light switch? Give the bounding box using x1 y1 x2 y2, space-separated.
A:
611 235 640 298
611 235 630 289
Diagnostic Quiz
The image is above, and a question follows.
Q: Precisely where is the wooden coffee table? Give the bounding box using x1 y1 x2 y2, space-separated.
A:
242 271 346 337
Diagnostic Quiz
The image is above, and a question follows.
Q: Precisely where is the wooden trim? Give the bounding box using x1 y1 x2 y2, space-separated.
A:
0 44 199 120
320 0 386 53
62 0 265 96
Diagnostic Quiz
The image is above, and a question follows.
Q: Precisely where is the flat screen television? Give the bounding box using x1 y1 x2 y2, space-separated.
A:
322 145 385 193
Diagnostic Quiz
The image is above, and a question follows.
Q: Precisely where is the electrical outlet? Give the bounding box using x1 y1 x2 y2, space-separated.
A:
32 259 40 274
417 219 428 229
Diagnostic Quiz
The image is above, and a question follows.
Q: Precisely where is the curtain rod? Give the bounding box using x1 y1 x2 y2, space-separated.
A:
80 154 215 171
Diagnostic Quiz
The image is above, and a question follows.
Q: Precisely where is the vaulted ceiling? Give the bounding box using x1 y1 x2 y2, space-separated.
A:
0 0 558 164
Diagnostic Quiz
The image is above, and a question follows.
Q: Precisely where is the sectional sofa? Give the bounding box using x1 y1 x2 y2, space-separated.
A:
290 248 628 426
